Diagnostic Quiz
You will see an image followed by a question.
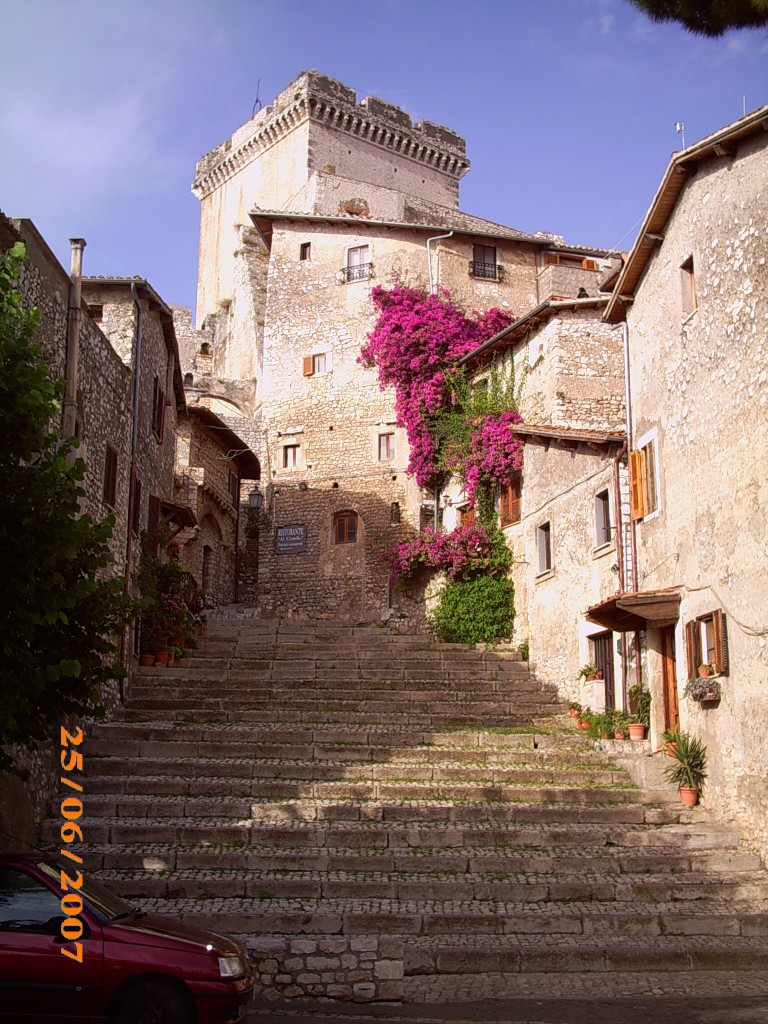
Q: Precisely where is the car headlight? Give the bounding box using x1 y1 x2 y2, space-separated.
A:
218 955 245 979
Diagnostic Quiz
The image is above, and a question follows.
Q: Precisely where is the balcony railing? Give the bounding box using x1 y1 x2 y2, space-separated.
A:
469 260 500 280
340 262 373 283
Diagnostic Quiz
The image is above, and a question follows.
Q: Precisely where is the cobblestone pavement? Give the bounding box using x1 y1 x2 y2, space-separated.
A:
248 996 768 1024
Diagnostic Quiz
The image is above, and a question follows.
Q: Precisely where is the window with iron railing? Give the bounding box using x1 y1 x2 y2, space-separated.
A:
469 244 499 280
341 245 372 283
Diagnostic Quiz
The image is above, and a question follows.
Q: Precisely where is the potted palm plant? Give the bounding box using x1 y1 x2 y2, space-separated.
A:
662 729 708 806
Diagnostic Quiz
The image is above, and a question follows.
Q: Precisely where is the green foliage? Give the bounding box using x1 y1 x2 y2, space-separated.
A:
627 0 768 36
629 682 652 727
136 539 203 652
662 729 708 791
429 573 515 645
0 244 137 776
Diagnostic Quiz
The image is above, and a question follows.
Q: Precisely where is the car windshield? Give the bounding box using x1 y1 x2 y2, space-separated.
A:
38 861 137 923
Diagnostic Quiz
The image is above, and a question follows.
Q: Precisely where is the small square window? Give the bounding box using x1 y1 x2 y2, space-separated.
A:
595 490 611 546
378 433 394 461
537 521 552 574
343 245 371 282
334 510 358 544
470 244 498 280
283 444 300 469
300 242 311 261
313 353 326 375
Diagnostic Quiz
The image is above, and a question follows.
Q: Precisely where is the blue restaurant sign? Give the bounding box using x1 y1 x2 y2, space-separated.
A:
275 524 307 554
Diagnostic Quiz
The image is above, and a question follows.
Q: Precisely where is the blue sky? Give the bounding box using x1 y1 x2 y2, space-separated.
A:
1 0 765 315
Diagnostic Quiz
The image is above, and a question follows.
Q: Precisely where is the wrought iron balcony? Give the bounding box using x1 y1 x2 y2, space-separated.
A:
339 262 373 283
469 260 500 280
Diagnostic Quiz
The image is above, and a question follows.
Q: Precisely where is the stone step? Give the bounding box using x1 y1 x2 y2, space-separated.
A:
120 893 768 941
85 840 762 876
90 865 768 904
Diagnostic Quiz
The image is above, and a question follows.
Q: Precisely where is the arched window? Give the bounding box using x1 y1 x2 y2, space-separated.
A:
333 510 358 545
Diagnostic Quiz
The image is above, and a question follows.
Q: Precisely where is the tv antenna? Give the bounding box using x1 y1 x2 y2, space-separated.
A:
251 79 262 119
675 121 686 148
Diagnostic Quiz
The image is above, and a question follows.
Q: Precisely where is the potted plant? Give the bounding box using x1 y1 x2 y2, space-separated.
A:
698 662 715 678
568 701 581 719
627 682 651 739
167 644 184 668
613 710 629 740
685 676 721 703
661 728 679 756
579 664 599 681
577 707 592 731
662 729 707 806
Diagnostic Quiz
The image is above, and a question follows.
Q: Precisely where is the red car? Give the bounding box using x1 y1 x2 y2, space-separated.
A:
0 853 254 1023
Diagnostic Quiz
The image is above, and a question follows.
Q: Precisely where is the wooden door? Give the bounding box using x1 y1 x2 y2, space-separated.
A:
593 632 615 710
661 626 680 731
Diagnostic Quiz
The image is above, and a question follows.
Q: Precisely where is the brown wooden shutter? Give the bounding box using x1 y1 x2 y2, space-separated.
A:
684 620 699 679
713 609 729 675
629 449 647 521
303 355 314 376
103 444 118 507
147 495 161 556
509 476 522 525
131 478 142 535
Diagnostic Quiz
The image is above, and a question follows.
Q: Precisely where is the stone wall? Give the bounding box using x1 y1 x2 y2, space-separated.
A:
624 132 768 856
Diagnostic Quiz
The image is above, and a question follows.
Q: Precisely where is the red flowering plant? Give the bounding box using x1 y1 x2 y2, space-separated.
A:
359 285 515 490
388 523 499 582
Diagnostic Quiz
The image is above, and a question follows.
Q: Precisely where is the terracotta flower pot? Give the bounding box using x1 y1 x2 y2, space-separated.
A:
679 786 699 807
568 707 577 718
577 719 590 731
698 665 712 678
154 651 169 667
139 654 155 667
614 731 626 740
628 723 646 741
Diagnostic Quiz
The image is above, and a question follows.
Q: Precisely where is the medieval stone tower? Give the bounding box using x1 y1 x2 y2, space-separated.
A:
185 70 609 620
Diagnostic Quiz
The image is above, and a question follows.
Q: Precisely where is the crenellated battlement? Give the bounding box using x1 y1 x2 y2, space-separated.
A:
192 70 469 200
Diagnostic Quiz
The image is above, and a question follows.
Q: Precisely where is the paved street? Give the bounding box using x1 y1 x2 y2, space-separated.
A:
248 995 768 1024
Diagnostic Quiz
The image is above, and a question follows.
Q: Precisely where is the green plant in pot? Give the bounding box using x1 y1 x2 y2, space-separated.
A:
662 729 707 806
579 663 599 681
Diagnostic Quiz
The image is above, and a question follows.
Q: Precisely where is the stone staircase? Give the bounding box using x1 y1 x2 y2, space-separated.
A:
51 618 768 1004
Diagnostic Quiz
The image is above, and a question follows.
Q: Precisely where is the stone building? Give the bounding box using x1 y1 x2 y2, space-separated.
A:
455 297 629 707
597 107 768 855
188 70 614 619
174 404 260 606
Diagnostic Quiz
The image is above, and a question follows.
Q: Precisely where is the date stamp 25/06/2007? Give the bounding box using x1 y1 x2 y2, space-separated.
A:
59 725 86 962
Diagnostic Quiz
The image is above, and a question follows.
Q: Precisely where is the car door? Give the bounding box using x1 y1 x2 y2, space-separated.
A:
0 865 103 1020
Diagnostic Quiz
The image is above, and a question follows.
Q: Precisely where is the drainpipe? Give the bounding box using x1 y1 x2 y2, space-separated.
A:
613 441 627 710
63 239 86 441
619 319 643 694
427 230 453 295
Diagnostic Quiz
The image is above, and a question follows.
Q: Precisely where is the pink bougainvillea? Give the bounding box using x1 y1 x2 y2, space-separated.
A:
463 410 525 505
360 285 514 487
387 523 496 582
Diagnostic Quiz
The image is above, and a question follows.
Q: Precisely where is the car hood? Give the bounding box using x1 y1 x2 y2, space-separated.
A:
107 912 244 957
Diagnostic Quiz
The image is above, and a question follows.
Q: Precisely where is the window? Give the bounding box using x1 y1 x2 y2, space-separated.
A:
0 868 62 933
537 521 552 574
303 352 327 376
228 470 239 505
131 477 142 536
595 489 611 546
460 506 475 527
630 433 659 521
681 255 697 317
147 494 161 556
103 444 118 508
89 303 103 323
470 244 498 280
378 433 394 462
544 252 598 271
300 242 311 261
685 610 728 676
334 510 358 544
390 502 401 524
500 474 522 527
343 245 371 283
283 444 300 469
152 376 165 441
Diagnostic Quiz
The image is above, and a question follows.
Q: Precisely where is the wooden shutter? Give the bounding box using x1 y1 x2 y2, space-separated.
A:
629 449 647 521
146 494 161 556
103 444 118 508
713 609 729 675
303 355 314 376
684 620 699 679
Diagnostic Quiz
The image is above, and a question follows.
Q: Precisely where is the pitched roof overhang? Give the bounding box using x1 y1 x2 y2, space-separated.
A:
160 499 197 529
248 208 614 257
513 423 625 449
604 105 768 325
585 588 681 632
187 405 261 479
460 297 609 369
82 276 186 413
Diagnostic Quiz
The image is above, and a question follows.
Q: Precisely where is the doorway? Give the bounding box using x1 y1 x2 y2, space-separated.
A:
593 631 615 710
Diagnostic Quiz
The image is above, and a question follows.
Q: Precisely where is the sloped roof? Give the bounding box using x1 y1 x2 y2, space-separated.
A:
513 423 625 448
186 405 260 479
604 105 768 324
